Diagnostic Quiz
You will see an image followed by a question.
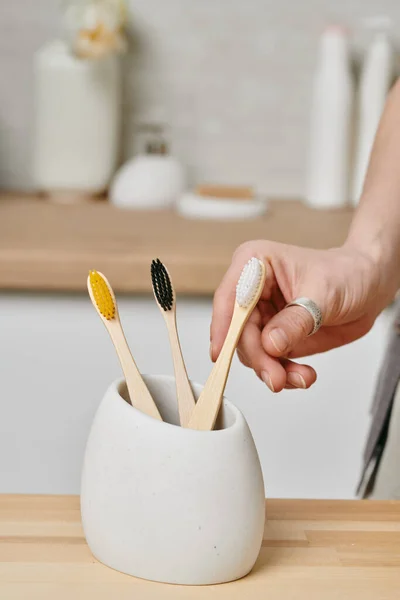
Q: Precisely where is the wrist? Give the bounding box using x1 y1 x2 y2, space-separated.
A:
344 230 385 268
344 230 400 304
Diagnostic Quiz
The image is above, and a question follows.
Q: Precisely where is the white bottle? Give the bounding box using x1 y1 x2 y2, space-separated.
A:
306 26 354 209
351 20 394 206
33 40 121 201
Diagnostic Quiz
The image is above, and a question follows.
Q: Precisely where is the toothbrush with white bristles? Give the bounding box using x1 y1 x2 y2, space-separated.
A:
188 257 266 431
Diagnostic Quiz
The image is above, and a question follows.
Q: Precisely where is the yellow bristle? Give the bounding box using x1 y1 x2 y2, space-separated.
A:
89 270 116 320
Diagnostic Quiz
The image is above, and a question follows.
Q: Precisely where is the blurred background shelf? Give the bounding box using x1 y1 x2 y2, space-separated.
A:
0 194 354 294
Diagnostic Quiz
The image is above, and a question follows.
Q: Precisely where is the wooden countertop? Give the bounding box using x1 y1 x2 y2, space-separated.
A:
1 495 399 598
0 194 353 295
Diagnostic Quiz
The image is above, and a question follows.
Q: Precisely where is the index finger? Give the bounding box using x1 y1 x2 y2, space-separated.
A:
210 262 241 361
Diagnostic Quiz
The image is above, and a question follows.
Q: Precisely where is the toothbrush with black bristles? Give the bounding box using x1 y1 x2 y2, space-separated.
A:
151 259 196 427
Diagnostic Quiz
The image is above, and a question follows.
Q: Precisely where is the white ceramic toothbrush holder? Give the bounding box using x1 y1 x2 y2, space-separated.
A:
80 375 265 585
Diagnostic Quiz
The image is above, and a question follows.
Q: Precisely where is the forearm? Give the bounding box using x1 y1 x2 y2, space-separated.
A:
346 78 400 297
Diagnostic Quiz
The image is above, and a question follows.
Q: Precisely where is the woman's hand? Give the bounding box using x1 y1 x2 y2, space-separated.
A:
210 240 387 392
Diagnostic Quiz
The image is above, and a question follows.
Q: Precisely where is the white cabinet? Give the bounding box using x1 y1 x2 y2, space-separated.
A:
0 293 393 498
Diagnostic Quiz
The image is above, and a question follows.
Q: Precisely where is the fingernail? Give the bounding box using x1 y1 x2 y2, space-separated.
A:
261 371 275 392
287 372 306 389
209 343 213 361
269 328 289 353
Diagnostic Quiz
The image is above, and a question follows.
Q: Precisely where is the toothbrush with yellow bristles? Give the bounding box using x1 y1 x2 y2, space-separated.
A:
87 270 162 421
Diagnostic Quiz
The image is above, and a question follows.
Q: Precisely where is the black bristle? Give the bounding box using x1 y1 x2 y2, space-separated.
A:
151 258 174 311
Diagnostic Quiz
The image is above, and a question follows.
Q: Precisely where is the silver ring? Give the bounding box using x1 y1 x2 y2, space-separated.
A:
286 297 323 336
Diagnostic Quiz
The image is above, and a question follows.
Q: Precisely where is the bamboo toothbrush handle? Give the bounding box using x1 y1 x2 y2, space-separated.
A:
109 325 162 421
188 308 244 431
165 313 196 427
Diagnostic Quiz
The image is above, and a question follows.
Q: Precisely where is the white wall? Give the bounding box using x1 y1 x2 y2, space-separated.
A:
0 292 393 498
1 0 400 195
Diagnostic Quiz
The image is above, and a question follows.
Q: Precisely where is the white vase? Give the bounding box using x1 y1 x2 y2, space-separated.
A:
80 375 265 585
33 40 121 201
306 26 354 209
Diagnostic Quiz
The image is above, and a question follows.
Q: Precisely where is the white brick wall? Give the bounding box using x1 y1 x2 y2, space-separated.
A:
1 0 399 196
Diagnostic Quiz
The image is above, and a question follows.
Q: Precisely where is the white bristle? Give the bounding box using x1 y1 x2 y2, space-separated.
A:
236 257 263 308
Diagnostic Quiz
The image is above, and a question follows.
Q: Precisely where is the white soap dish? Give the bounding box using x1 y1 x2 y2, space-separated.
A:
176 192 268 221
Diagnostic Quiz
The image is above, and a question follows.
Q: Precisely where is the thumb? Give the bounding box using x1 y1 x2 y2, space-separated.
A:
261 304 317 357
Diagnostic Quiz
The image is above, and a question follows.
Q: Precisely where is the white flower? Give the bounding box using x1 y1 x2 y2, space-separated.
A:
63 0 128 59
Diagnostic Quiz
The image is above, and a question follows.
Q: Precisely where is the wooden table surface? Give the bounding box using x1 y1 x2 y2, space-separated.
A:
0 194 354 295
1 495 399 599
